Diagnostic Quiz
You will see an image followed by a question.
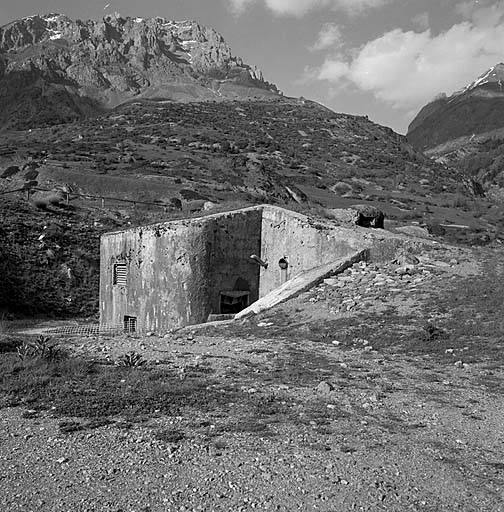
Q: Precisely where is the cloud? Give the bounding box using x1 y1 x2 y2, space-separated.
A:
228 0 255 15
314 1 504 112
227 0 392 17
455 0 503 24
411 11 430 31
310 23 343 51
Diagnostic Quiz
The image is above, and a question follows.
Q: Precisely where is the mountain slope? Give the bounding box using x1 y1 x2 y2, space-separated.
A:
0 13 278 130
409 64 504 197
407 63 504 150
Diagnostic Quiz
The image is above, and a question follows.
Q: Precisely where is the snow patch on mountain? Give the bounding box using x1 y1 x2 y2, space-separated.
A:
463 63 504 92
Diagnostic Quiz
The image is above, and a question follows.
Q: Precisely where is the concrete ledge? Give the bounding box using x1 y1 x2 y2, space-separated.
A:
234 249 369 320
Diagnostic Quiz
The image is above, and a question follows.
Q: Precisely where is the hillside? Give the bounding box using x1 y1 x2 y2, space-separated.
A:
2 97 503 318
406 63 504 199
0 13 278 130
0 15 503 318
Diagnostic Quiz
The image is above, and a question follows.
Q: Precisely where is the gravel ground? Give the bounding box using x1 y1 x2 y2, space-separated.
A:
1 245 503 511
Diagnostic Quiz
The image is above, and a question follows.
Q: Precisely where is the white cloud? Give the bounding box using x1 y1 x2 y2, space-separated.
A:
314 1 504 112
228 0 255 15
227 0 392 17
310 23 343 51
456 0 503 24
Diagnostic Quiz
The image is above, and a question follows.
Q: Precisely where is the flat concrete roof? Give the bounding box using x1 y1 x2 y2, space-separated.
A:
101 204 318 238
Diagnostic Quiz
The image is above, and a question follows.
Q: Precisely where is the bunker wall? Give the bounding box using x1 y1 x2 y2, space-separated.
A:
259 208 367 296
100 209 262 331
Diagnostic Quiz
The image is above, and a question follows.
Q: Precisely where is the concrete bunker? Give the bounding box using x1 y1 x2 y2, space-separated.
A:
99 205 372 332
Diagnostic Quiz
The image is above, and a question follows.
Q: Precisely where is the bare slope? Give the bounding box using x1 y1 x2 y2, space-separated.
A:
1 247 504 511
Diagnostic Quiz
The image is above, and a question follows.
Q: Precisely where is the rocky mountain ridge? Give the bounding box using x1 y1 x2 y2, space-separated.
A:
0 13 278 129
407 63 504 150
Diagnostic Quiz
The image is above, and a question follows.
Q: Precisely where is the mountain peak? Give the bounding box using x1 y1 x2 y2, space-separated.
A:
463 62 504 92
0 13 279 129
408 62 504 149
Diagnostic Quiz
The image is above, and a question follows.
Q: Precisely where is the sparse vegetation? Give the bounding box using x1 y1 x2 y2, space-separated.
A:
117 351 146 368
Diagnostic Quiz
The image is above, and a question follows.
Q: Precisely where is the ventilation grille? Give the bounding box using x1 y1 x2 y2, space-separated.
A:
113 263 127 286
124 316 137 333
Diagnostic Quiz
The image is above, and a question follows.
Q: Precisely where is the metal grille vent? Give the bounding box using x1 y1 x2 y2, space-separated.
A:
113 263 127 286
124 315 137 333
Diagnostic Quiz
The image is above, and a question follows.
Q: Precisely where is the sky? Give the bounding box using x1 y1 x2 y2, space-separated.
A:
2 0 504 134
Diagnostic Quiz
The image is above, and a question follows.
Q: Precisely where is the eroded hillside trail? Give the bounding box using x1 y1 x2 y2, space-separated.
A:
1 245 504 511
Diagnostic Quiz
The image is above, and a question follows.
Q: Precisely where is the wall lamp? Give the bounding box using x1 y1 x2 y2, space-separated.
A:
249 254 268 268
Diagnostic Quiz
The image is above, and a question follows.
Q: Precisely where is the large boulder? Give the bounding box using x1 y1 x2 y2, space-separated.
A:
349 204 385 228
324 205 385 228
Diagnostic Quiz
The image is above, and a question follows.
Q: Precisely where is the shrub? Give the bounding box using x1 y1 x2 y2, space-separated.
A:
117 351 146 367
32 198 49 210
16 336 66 362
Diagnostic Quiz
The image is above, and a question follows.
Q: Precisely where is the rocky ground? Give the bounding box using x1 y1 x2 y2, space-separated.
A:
1 245 503 511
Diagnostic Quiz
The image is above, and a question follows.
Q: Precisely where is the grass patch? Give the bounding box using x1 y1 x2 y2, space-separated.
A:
0 352 239 421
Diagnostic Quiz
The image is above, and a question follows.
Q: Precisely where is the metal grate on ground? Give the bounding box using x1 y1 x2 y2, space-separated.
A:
44 324 145 337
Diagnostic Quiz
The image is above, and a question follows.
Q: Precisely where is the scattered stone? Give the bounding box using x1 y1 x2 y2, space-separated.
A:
316 381 334 394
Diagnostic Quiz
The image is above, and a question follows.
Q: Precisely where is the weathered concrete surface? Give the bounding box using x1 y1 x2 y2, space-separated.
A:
259 208 367 297
100 208 262 331
235 249 369 319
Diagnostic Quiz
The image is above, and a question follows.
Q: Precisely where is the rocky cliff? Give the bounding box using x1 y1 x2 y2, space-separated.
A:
0 13 278 129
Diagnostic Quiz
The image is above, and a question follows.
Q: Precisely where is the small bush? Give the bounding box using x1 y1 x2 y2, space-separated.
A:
16 336 66 362
32 198 49 210
117 351 146 367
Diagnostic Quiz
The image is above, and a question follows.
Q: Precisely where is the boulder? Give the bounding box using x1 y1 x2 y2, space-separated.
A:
324 205 385 228
316 381 334 394
349 204 385 228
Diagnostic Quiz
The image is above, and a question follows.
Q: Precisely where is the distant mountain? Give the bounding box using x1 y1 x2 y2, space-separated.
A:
0 13 279 129
407 63 504 150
